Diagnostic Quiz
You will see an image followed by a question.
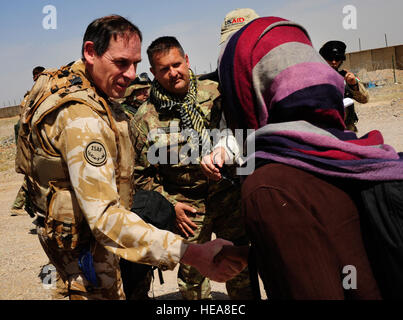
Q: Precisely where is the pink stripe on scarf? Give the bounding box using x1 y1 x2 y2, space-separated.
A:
267 62 345 110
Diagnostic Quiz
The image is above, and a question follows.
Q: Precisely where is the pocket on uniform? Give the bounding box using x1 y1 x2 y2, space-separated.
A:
46 182 83 250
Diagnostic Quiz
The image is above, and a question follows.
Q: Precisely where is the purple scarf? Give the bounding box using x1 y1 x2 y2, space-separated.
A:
218 17 403 181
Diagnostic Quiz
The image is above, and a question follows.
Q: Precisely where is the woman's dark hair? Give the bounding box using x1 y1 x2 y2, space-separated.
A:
81 15 142 60
147 36 185 67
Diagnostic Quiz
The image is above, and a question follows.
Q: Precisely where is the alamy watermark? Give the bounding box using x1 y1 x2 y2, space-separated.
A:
342 265 357 290
42 5 57 30
343 5 357 30
146 126 256 175
40 264 57 289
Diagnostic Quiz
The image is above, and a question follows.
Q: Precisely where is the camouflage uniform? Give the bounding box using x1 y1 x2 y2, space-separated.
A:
346 81 369 104
131 79 253 300
10 181 27 214
10 93 29 215
344 78 369 132
16 60 186 300
120 99 143 118
120 83 150 118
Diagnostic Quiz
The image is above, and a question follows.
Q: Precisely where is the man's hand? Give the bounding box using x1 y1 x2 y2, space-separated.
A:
200 146 227 181
180 239 248 282
175 202 198 238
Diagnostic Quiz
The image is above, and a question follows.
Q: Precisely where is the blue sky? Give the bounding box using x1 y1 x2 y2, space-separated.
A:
1 0 402 106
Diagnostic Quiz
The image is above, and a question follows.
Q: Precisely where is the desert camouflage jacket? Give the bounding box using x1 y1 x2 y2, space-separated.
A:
22 60 186 270
346 80 369 104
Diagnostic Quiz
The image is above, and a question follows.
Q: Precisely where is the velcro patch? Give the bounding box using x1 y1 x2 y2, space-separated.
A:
84 141 107 166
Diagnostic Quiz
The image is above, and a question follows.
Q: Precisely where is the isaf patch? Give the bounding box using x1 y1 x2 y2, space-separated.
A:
84 141 107 166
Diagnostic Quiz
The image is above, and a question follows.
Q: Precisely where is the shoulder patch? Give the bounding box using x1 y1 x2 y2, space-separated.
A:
84 141 107 166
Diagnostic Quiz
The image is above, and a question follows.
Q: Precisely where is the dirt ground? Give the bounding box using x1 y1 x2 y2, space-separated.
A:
1 83 402 300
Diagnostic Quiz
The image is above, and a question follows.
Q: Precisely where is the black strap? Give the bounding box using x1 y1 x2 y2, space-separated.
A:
151 266 165 285
157 268 164 285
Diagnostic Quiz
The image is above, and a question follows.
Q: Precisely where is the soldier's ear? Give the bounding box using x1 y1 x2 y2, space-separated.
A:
83 41 96 65
185 54 190 68
150 66 155 77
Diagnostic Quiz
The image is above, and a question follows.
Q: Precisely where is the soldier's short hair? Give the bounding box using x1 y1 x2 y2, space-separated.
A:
81 15 142 60
147 36 185 68
32 66 45 76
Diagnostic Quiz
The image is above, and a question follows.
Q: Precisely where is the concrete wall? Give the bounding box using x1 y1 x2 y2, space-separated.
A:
344 44 403 72
0 105 20 118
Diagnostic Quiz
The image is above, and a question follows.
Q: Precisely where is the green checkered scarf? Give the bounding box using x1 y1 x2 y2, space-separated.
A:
150 69 211 156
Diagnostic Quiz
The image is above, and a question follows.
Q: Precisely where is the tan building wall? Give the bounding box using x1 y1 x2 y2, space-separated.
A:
0 105 19 119
344 44 403 72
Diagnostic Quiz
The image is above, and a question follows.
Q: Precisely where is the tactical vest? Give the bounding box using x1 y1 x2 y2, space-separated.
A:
16 60 134 222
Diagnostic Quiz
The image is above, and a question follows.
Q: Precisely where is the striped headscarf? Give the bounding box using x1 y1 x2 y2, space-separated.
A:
151 68 211 156
218 16 403 181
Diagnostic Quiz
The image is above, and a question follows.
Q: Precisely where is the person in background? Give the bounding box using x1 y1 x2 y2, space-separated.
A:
219 8 259 45
120 72 151 118
319 40 369 132
200 8 260 181
10 66 45 216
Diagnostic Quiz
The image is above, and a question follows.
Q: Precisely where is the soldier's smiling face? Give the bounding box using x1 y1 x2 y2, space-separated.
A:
150 47 190 97
84 33 142 98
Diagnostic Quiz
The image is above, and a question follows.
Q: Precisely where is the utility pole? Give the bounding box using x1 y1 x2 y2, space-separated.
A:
358 38 361 51
392 55 397 84
385 34 388 47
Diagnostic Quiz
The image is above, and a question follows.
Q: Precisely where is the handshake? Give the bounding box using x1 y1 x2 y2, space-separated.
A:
180 239 249 282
